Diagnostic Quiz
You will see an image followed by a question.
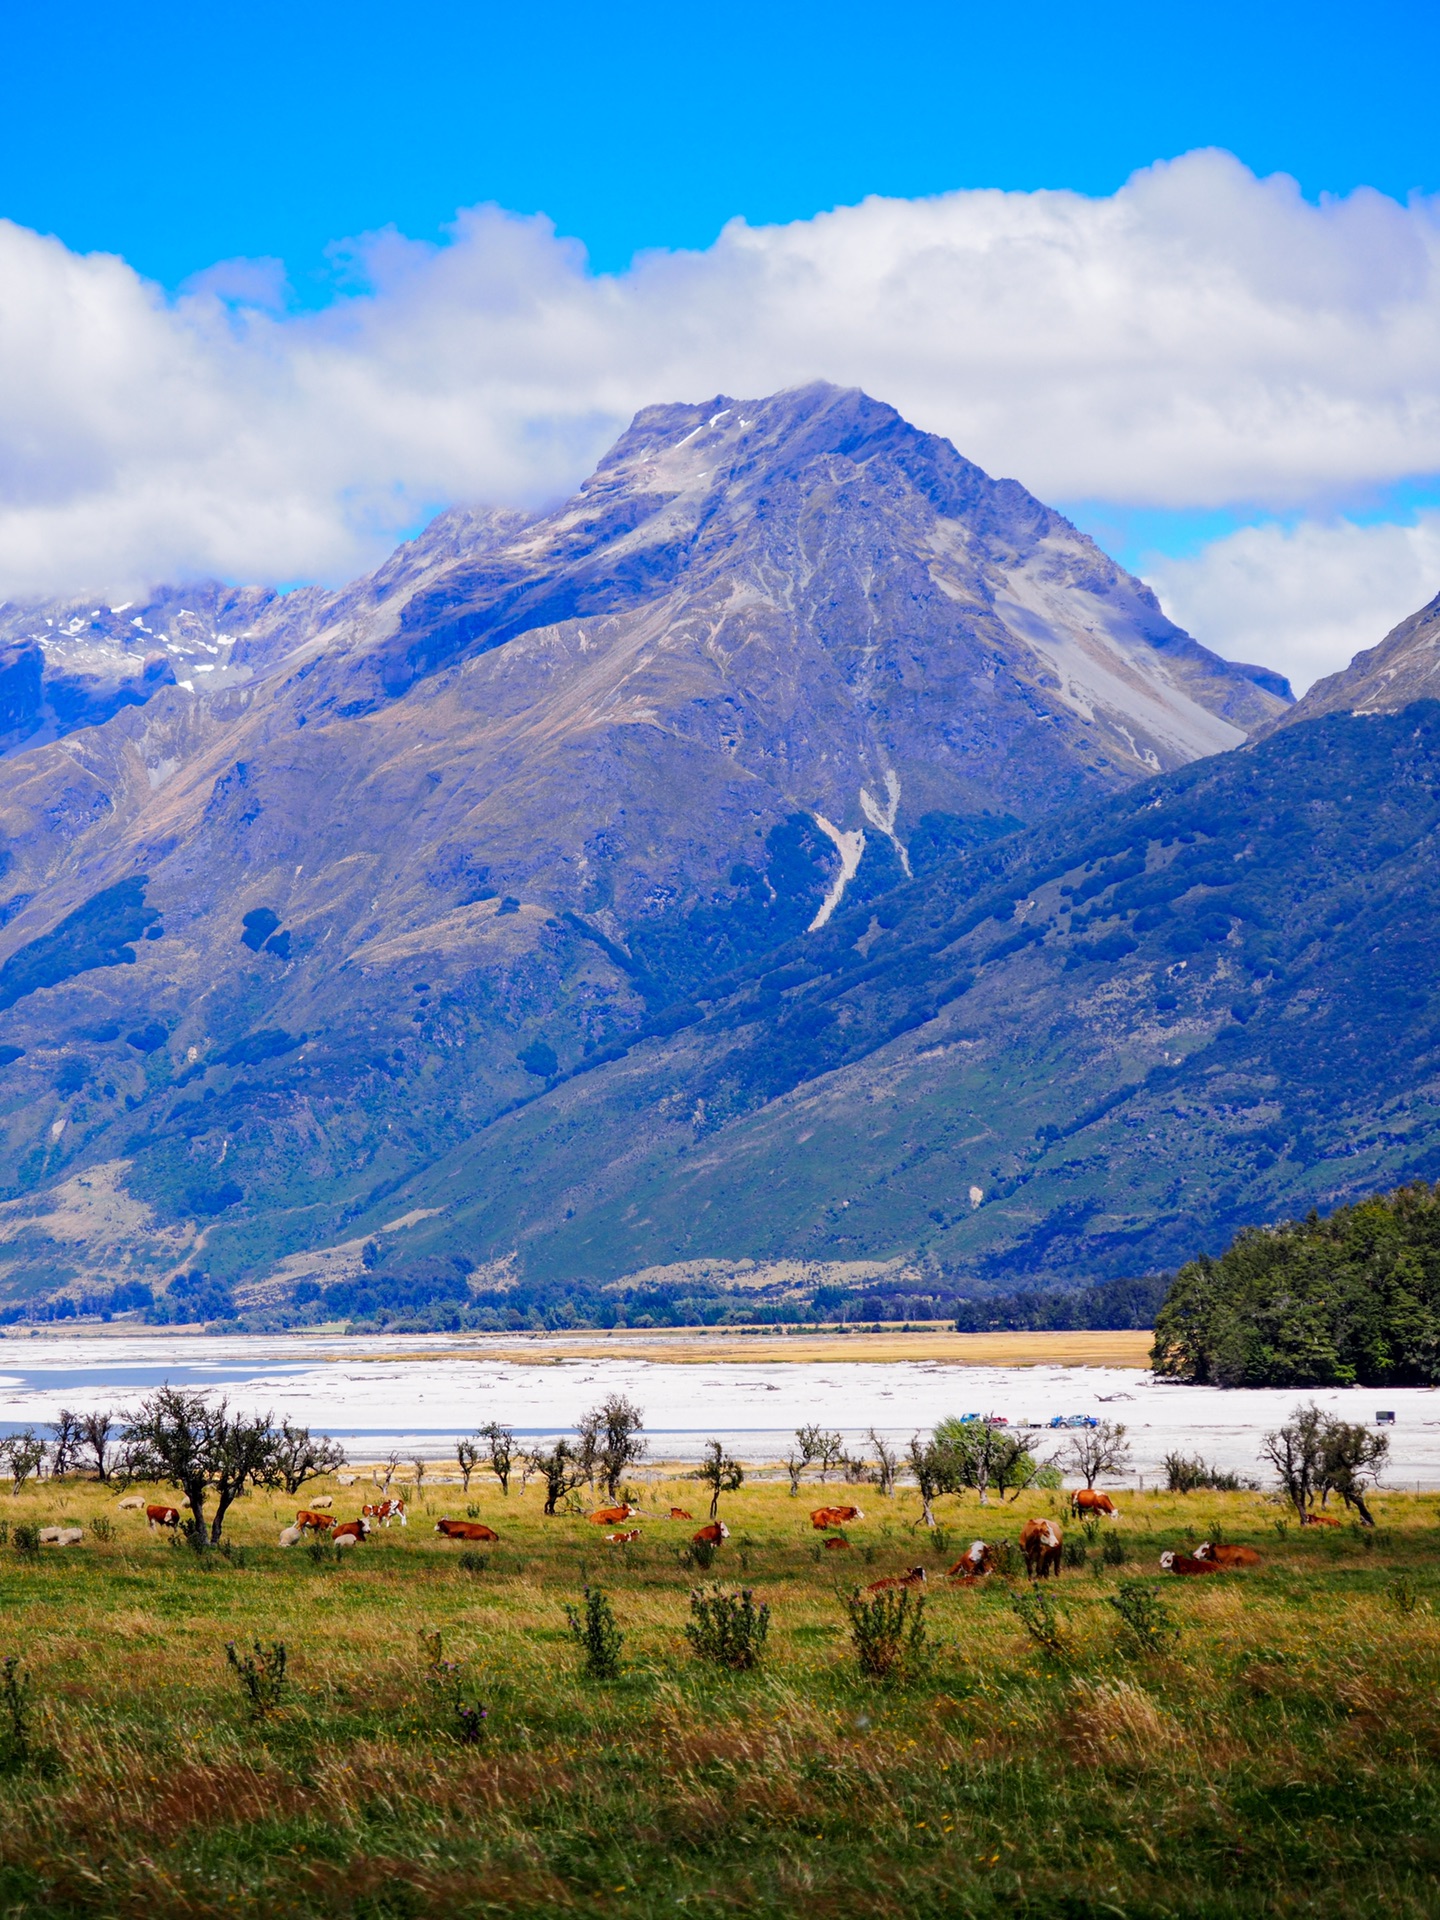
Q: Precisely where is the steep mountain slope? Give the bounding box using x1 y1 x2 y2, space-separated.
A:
349 702 1440 1303
1275 588 1440 727
0 383 1287 1310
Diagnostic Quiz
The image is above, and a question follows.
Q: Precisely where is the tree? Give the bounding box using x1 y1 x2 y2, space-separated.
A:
120 1387 280 1545
908 1435 955 1527
783 1449 806 1497
932 1418 1046 1507
1260 1402 1328 1520
1058 1420 1131 1490
456 1438 481 1492
692 1439 744 1519
525 1440 587 1515
270 1419 346 1496
0 1431 45 1495
479 1421 514 1496
80 1410 118 1482
411 1456 427 1492
868 1429 899 1497
1318 1418 1388 1527
48 1411 84 1478
577 1396 646 1501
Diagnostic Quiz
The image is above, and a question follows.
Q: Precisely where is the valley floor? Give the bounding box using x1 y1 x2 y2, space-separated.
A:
0 1476 1435 1916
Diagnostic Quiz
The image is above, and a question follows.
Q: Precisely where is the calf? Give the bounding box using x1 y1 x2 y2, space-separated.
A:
692 1522 729 1546
1194 1541 1262 1569
588 1504 638 1527
605 1528 641 1545
296 1510 336 1533
146 1504 181 1531
811 1505 864 1530
823 1535 852 1550
435 1519 500 1543
1300 1511 1341 1528
331 1519 371 1546
1070 1489 1119 1518
1020 1518 1062 1580
863 1566 927 1594
948 1540 996 1581
362 1497 407 1527
669 1507 693 1521
1159 1550 1221 1576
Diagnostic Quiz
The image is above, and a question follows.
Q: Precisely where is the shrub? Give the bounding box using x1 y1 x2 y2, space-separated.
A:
90 1516 114 1543
1011 1584 1074 1660
1064 1538 1088 1568
1164 1451 1244 1493
457 1549 488 1573
1102 1532 1128 1566
0 1657 55 1776
224 1640 287 1720
454 1703 488 1744
685 1536 718 1572
11 1524 39 1555
1108 1580 1180 1654
565 1587 622 1680
684 1586 771 1671
1386 1575 1421 1615
845 1588 927 1681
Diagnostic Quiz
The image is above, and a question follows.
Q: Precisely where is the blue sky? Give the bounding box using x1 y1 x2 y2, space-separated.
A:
0 2 1438 689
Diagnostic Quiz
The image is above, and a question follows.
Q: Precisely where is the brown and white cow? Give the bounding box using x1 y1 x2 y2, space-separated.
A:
948 1540 996 1582
1300 1511 1341 1528
692 1522 729 1546
1020 1518 1063 1580
362 1496 407 1527
1070 1489 1119 1518
331 1518 372 1546
605 1528 641 1545
669 1507 693 1521
146 1504 181 1531
1194 1541 1262 1569
296 1510 336 1533
823 1535 852 1550
435 1519 500 1543
863 1566 927 1594
810 1505 865 1530
588 1504 638 1527
1160 1550 1221 1576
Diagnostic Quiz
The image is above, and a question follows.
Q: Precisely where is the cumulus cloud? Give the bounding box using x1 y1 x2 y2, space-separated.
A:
1 147 1439 610
1145 513 1440 694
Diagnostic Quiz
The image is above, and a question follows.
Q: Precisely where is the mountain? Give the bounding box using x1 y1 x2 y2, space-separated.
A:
0 383 1290 1316
356 701 1440 1318
1273 588 1440 728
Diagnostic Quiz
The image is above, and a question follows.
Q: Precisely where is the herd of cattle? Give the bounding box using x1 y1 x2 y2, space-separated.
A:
90 1484 1268 1585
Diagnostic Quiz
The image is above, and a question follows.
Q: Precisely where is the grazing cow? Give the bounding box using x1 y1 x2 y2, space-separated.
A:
588 1504 638 1526
605 1528 641 1545
863 1566 927 1594
362 1497 407 1527
38 1526 83 1545
331 1519 371 1546
307 1495 334 1509
1300 1511 1341 1528
692 1522 730 1546
1020 1518 1063 1580
1160 1550 1221 1576
1194 1541 1262 1569
823 1535 852 1550
117 1495 145 1511
669 1507 693 1521
810 1505 864 1529
1070 1490 1120 1518
296 1510 336 1533
146 1504 181 1531
434 1519 500 1543
278 1525 302 1547
948 1540 996 1581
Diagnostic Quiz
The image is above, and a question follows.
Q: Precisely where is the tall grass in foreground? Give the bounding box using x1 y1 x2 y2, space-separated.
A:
0 1475 1435 1915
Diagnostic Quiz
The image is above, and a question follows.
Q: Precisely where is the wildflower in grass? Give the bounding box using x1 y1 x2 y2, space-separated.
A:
565 1587 623 1680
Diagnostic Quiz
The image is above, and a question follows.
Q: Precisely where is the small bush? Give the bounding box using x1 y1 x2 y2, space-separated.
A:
457 1550 488 1574
217 1539 247 1568
1386 1575 1421 1615
685 1586 771 1671
1063 1538 1088 1568
90 1516 114 1543
225 1640 287 1720
1164 1451 1245 1494
0 1656 57 1777
565 1587 623 1680
685 1537 718 1572
1108 1580 1181 1654
989 1539 1022 1580
1102 1532 1128 1567
846 1588 927 1682
305 1536 336 1568
1011 1584 1074 1661
11 1524 39 1555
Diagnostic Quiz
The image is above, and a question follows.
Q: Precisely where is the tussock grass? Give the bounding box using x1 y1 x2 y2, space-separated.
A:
0 1474 1436 1915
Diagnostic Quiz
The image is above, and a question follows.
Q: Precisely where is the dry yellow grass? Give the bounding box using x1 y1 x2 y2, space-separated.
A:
339 1327 1155 1368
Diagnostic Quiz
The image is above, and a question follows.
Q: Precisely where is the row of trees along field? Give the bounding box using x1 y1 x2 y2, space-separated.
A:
1150 1180 1440 1387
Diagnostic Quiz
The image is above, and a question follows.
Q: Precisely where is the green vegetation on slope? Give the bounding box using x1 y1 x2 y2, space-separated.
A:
1152 1180 1440 1387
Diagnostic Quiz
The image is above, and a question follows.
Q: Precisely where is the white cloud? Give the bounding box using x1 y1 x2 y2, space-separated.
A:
1144 514 1440 694
1 147 1439 604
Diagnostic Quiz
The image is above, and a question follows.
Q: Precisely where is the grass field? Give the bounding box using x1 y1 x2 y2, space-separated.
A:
0 1469 1437 1918
336 1328 1157 1368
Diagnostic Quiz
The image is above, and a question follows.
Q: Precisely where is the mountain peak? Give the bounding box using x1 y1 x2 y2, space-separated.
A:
1274 588 1440 728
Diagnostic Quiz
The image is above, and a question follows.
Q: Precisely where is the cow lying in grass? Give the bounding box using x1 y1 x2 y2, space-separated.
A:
947 1540 996 1583
1194 1541 1262 1568
435 1519 500 1543
605 1528 641 1545
589 1504 638 1526
1159 1550 1222 1576
863 1566 926 1594
811 1505 864 1529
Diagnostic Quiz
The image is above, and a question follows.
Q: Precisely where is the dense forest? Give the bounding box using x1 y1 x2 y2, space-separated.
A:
1151 1181 1440 1386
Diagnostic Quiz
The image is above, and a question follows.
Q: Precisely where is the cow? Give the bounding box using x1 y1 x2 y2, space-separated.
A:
1300 1511 1341 1528
692 1522 729 1546
669 1507 693 1521
37 1526 83 1545
1070 1489 1120 1518
434 1519 500 1543
331 1518 371 1546
811 1505 865 1529
948 1540 996 1581
306 1495 334 1509
588 1504 638 1526
296 1510 336 1533
823 1535 852 1550
1020 1518 1063 1580
362 1497 407 1527
146 1504 181 1531
863 1566 927 1594
1194 1541 1262 1569
1160 1550 1221 1576
278 1525 302 1547
605 1528 641 1545
117 1495 145 1511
